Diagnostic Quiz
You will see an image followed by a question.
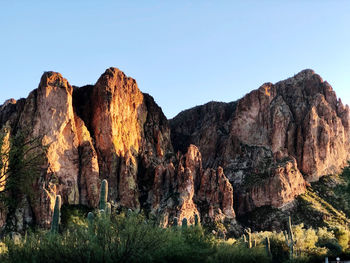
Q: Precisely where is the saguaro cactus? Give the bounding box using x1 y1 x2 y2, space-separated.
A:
88 212 94 224
173 217 178 227
99 179 108 210
105 202 111 217
50 195 61 234
194 214 200 226
283 216 295 259
244 228 252 248
87 212 94 232
265 236 271 257
182 218 188 228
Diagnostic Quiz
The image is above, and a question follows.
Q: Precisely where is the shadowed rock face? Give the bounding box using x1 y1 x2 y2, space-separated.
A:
170 69 350 214
0 68 348 231
151 145 235 227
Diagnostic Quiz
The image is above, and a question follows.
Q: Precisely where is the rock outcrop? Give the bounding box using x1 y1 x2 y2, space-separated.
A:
171 69 350 214
15 72 100 228
0 67 236 231
150 145 235 227
0 68 348 232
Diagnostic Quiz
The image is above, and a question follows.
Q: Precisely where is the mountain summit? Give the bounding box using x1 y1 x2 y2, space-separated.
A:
0 68 349 235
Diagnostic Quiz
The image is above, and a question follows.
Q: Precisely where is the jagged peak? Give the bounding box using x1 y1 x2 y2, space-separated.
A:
275 68 323 87
95 67 137 89
0 98 16 109
40 71 64 81
98 67 133 81
295 68 316 77
39 71 71 93
288 69 316 80
102 67 123 77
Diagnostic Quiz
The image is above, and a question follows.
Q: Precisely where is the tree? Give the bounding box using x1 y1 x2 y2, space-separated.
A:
0 127 47 200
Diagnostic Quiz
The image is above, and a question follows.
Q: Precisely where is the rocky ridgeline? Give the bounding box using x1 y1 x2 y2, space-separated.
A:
171 69 350 215
0 68 349 233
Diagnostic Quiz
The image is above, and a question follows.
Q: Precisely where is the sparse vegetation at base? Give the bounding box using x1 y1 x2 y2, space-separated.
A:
0 210 349 263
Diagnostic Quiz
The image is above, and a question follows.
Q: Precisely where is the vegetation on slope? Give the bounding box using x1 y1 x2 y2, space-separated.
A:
0 209 349 263
239 163 350 231
1 124 350 262
293 163 350 231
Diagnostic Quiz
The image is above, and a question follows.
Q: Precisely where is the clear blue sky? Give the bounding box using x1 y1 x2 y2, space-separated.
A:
1 1 349 118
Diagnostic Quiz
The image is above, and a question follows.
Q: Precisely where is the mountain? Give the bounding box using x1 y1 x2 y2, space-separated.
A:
0 68 349 236
170 69 350 216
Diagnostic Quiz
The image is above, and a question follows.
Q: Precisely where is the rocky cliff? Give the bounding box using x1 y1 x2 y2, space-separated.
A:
0 68 236 232
171 69 350 215
0 68 349 233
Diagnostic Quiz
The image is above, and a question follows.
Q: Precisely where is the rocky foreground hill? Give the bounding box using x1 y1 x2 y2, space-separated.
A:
0 68 349 235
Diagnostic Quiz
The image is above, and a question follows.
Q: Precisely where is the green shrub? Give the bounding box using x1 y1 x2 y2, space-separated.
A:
334 226 350 251
270 237 289 263
0 213 217 263
0 211 348 263
210 243 270 263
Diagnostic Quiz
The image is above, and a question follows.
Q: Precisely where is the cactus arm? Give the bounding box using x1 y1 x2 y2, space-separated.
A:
284 217 295 260
99 179 108 210
265 237 271 257
182 218 188 228
288 216 294 242
87 212 94 234
87 212 94 225
105 202 111 217
283 230 289 244
244 228 252 248
194 214 199 226
173 217 178 227
50 195 61 234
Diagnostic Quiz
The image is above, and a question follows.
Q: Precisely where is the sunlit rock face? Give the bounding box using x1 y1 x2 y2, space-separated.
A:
16 72 100 228
0 67 235 230
170 69 350 214
74 68 174 210
0 68 348 230
90 68 146 209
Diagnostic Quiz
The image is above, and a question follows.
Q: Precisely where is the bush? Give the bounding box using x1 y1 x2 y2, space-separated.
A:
0 241 7 255
0 210 348 263
270 237 289 263
334 226 350 251
0 212 218 263
210 243 270 263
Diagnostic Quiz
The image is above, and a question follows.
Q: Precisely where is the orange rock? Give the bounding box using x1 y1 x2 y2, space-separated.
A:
0 68 348 230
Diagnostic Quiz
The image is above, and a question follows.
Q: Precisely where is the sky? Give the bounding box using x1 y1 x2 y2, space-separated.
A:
0 1 349 118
